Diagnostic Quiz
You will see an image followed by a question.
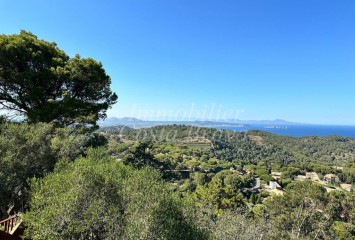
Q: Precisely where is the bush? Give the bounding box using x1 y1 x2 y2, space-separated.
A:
25 148 208 240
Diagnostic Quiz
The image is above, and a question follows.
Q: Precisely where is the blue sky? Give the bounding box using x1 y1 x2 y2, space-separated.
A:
1 0 355 124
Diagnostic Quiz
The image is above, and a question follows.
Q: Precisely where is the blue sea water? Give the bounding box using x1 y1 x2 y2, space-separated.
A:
212 124 355 138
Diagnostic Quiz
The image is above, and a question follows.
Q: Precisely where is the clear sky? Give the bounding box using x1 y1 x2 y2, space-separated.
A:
1 0 354 124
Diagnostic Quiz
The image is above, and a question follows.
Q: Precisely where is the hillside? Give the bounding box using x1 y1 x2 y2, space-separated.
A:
96 124 355 239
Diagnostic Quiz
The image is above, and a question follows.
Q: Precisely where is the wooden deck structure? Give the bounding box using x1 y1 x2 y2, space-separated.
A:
0 214 23 240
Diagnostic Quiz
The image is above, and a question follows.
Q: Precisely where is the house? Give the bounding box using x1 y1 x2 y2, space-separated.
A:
324 174 340 185
340 183 352 192
269 181 282 190
243 177 261 194
253 177 261 190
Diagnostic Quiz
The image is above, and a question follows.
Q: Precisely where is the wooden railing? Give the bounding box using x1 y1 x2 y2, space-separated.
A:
0 214 20 233
0 214 23 239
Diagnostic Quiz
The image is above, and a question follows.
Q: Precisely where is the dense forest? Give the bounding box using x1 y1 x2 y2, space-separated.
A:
103 125 355 182
1 31 355 239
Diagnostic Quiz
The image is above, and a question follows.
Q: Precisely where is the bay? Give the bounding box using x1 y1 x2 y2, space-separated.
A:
211 124 355 138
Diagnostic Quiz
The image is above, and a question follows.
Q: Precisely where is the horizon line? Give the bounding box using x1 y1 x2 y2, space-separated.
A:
102 117 355 126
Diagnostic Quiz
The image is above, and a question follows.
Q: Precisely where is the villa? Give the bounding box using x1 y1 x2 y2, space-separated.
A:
324 174 340 185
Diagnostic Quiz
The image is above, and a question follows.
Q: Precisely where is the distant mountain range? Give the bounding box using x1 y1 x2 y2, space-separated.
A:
98 117 303 128
217 118 304 125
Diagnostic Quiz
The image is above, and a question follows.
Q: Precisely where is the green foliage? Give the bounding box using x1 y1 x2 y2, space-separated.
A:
0 31 117 130
264 181 346 239
193 171 249 213
0 123 56 216
25 148 208 240
0 122 108 217
252 204 266 217
193 172 208 186
122 142 164 169
0 115 7 124
51 128 89 161
327 191 355 225
210 210 271 240
332 221 355 240
180 179 196 192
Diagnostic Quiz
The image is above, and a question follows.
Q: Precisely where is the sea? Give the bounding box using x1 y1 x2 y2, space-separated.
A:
211 124 355 138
